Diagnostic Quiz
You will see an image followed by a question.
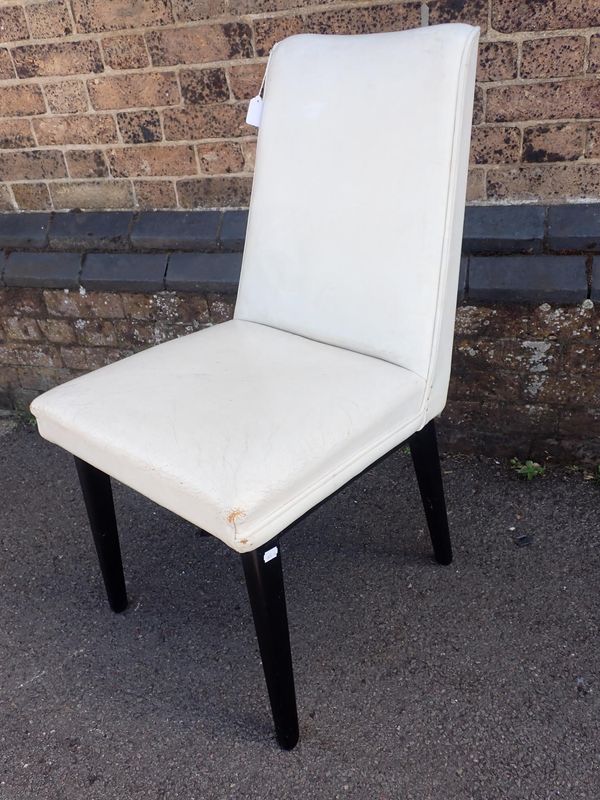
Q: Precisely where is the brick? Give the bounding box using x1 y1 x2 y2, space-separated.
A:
50 211 133 251
547 204 600 251
172 0 227 21
108 145 197 177
121 292 156 319
71 0 173 32
455 305 530 339
38 319 76 344
147 22 252 66
472 85 483 125
0 214 50 249
522 123 586 163
0 47 15 79
305 3 421 35
17 366 74 391
177 176 251 208
230 0 328 10
463 205 545 254
134 180 177 209
521 36 585 79
466 167 485 202
101 34 149 70
12 40 103 79
0 287 45 317
0 150 66 181
530 303 599 341
112 319 160 347
82 253 167 291
486 80 600 122
0 343 62 368
450 369 523 404
0 119 35 149
88 72 179 110
253 15 306 57
44 289 125 319
43 80 88 114
131 210 220 249
2 317 42 342
477 41 518 82
228 63 265 101
0 186 14 211
470 126 521 165
0 183 15 211
73 318 118 346
469 255 588 303
589 35 600 73
166 252 241 291
66 149 109 178
51 181 135 211
61 346 124 370
492 0 600 32
207 293 235 323
487 164 600 202
197 141 244 175
430 0 488 31
11 183 52 211
117 110 162 144
25 1 73 39
163 103 247 141
585 123 600 159
219 210 247 250
593 259 600 301
33 114 117 145
4 252 81 289
180 68 229 105
0 5 28 43
0 85 45 116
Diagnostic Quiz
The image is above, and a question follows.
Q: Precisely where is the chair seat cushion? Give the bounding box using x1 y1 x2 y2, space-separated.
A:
32 320 426 552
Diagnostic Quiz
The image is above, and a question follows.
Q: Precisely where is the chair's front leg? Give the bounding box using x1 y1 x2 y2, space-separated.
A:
74 457 128 613
241 540 299 750
408 419 453 566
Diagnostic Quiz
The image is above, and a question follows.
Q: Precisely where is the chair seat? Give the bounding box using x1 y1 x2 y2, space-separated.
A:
32 320 426 552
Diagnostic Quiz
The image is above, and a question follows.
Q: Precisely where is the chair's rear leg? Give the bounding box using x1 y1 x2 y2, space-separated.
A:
241 540 299 750
408 420 453 566
74 457 128 613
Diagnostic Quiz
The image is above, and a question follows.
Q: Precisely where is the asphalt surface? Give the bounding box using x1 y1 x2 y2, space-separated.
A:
1 421 599 800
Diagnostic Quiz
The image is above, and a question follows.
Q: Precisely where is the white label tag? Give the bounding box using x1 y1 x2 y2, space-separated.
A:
263 546 278 563
246 95 263 128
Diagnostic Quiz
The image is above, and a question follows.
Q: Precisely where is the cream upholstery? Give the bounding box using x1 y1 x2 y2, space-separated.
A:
31 24 479 554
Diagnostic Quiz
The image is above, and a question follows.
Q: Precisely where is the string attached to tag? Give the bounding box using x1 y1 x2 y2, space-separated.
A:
245 50 272 128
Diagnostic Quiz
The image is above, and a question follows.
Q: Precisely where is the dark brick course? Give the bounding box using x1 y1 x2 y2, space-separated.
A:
50 211 133 251
469 255 588 303
463 205 545 254
81 253 167 291
0 213 50 249
547 204 600 251
4 252 81 289
131 211 221 251
166 252 242 291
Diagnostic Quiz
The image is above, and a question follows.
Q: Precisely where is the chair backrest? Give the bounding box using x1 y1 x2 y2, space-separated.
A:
235 24 479 418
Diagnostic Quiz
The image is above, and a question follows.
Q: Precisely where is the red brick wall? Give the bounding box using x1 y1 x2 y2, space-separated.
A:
0 0 599 211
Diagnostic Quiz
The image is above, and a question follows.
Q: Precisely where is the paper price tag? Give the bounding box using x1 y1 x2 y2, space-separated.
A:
246 95 263 128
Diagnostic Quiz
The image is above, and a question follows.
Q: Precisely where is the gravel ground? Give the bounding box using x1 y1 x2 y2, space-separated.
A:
1 423 599 800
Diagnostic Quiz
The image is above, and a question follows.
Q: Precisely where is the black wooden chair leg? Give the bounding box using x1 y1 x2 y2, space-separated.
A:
408 419 453 565
74 457 128 613
241 540 299 750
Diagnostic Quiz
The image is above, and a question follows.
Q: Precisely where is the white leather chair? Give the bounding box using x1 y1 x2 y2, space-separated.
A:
31 24 480 750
